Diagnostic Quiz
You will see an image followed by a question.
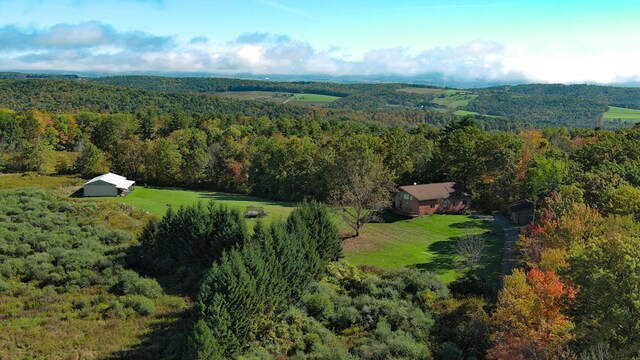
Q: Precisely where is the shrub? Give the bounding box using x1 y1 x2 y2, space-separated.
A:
0 278 11 294
103 300 132 319
302 293 334 320
122 296 156 316
99 229 134 246
110 270 163 299
72 298 89 310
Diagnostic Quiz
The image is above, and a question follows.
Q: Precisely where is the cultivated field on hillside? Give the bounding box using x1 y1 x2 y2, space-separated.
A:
603 106 640 122
215 90 339 105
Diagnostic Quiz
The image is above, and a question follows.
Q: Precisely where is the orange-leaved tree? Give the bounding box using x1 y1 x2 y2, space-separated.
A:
488 269 576 360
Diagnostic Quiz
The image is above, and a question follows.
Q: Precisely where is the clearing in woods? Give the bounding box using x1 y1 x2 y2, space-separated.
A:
343 213 503 288
215 91 339 105
602 106 640 122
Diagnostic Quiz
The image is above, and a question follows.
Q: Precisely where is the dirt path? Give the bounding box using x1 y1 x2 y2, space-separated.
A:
493 213 519 288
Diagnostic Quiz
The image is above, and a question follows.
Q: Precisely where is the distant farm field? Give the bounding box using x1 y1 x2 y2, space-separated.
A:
215 91 339 105
432 91 478 109
397 87 445 95
288 93 340 102
603 106 640 122
343 214 502 287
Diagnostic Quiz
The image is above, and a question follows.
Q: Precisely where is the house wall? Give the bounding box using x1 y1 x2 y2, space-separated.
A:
394 191 420 215
418 196 471 215
83 184 118 197
394 192 471 215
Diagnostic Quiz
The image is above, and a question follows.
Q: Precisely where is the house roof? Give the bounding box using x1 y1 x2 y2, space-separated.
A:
399 182 471 201
85 173 135 188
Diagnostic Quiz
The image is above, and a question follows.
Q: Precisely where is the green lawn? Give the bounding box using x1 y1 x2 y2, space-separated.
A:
603 106 640 122
97 186 296 225
343 214 502 286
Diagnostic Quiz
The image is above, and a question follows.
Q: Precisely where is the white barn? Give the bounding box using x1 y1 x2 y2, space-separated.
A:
83 173 135 197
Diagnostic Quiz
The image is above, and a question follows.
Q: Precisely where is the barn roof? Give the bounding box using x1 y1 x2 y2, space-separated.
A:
85 173 135 188
399 182 470 201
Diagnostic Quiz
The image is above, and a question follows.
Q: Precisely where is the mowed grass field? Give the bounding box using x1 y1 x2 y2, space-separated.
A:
99 186 296 227
344 214 502 287
603 106 640 122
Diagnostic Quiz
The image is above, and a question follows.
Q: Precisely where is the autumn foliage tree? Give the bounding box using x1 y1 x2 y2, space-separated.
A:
489 269 576 360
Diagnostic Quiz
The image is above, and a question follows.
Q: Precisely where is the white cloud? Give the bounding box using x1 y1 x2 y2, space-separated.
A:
1 22 640 84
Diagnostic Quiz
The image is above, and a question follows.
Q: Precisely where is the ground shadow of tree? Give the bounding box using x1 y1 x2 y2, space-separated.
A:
105 308 192 359
414 239 458 275
104 245 196 359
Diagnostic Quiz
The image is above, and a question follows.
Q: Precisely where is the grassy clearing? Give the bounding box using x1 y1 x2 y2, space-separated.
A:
98 186 296 227
343 213 502 287
215 91 339 105
215 90 292 102
602 106 640 122
288 93 340 102
432 91 479 109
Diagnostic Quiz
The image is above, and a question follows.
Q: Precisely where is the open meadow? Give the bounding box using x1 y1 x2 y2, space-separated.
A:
602 106 640 122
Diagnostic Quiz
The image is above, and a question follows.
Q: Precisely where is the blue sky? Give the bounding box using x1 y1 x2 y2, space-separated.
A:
1 0 640 83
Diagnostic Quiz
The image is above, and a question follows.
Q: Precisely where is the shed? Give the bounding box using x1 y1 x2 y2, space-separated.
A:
392 182 471 216
83 173 135 197
506 200 534 224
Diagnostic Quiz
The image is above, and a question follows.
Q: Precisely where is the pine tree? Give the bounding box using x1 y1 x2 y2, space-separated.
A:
182 320 223 360
292 200 342 261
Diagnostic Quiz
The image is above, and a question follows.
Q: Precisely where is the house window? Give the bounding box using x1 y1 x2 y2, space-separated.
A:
430 204 435 208
462 200 467 205
402 193 410 200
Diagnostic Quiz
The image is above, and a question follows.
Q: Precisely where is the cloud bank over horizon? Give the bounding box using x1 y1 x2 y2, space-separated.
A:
1 21 640 85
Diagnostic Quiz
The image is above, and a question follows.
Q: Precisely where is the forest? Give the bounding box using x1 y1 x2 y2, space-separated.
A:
1 75 640 359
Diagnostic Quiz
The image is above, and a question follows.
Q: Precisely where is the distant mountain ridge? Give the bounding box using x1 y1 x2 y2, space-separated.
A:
1 72 640 130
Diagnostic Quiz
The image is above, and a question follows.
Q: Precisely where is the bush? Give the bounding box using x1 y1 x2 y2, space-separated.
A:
72 298 89 310
122 296 156 316
302 293 334 320
110 270 163 299
0 278 11 294
99 230 134 246
103 300 133 319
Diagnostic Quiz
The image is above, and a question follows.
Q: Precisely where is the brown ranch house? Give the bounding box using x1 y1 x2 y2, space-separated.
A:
393 182 472 216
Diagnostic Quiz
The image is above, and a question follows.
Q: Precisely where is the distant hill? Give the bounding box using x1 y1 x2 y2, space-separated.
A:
1 73 640 129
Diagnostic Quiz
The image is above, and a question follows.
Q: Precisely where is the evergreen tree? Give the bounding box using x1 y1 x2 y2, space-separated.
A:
182 320 222 360
292 200 342 262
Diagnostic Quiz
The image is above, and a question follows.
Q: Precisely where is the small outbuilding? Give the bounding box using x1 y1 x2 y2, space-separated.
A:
393 182 471 216
83 172 135 197
506 200 534 225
